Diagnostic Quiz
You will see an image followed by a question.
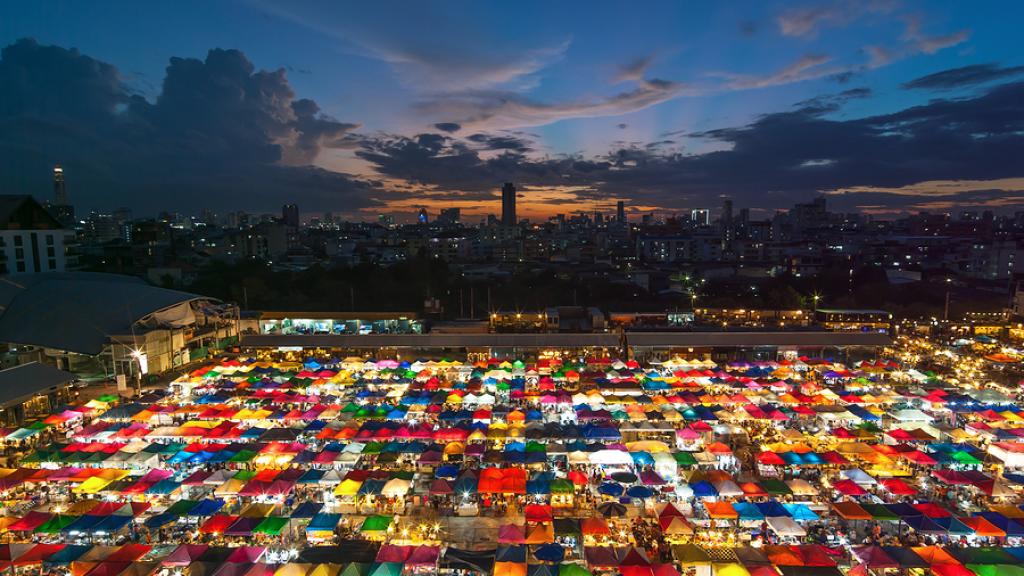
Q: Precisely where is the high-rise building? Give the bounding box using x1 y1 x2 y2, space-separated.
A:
438 208 461 225
721 198 734 243
50 165 75 227
418 208 429 224
501 182 517 227
617 200 626 223
691 209 710 226
282 204 299 228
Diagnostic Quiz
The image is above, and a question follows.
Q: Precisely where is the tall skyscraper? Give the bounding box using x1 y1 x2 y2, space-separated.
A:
282 204 299 227
501 182 517 227
617 200 626 223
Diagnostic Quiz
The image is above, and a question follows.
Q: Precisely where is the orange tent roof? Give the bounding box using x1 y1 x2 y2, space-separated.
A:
705 501 739 519
832 501 872 520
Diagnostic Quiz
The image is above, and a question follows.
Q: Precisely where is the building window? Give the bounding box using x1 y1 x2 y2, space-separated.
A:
16 261 24 273
46 234 54 246
13 236 22 246
15 248 23 260
48 259 56 270
47 247 55 258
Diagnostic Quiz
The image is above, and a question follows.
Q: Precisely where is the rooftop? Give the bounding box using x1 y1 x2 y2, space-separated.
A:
0 361 76 409
0 272 212 355
242 331 891 349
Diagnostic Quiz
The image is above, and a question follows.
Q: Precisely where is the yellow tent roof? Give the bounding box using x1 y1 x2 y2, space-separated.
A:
712 564 750 576
334 478 362 496
73 476 112 494
274 564 313 576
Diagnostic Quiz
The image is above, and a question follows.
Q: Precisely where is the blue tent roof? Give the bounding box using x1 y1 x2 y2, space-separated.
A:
690 481 717 497
783 503 820 521
189 499 225 516
733 502 764 521
626 485 654 499
308 513 341 531
291 502 324 519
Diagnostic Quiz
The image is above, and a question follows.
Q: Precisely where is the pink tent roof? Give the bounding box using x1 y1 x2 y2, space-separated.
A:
497 523 525 543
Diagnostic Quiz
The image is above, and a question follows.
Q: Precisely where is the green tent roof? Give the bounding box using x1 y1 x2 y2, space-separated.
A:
360 515 392 532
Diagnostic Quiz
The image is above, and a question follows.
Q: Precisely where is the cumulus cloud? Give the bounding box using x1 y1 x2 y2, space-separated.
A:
903 63 1024 90
0 39 378 214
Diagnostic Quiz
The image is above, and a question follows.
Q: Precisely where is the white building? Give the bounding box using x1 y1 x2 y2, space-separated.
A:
0 195 69 274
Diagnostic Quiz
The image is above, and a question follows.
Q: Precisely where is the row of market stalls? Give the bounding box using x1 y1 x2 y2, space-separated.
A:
0 355 1022 576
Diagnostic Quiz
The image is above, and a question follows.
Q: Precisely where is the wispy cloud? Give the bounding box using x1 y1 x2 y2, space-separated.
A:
251 1 570 93
417 78 691 130
824 177 1024 197
777 0 896 37
865 15 970 68
364 39 570 92
715 54 838 89
613 56 655 83
902 14 970 54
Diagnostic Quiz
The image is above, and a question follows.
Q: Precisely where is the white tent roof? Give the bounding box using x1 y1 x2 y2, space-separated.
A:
766 516 807 537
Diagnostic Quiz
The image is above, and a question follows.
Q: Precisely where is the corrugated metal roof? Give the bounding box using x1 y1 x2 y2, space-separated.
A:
0 273 209 355
0 362 76 408
242 331 890 349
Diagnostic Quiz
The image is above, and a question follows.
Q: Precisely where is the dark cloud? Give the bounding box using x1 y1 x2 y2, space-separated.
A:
433 122 461 133
830 71 857 84
0 39 377 214
902 63 1024 90
795 87 872 114
466 133 533 152
357 81 1024 212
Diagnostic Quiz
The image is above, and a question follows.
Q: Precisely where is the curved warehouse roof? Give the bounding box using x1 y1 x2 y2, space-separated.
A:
0 273 211 355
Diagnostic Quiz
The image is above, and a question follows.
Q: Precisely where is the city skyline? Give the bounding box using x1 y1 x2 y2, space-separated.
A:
1 1 1023 221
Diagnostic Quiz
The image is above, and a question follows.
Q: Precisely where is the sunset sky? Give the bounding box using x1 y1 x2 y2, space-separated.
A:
1 1 1023 221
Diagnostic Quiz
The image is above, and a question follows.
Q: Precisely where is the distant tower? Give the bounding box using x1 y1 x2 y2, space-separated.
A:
721 198 734 243
617 200 626 223
51 165 75 227
282 204 299 227
54 165 67 205
501 182 517 227
418 208 429 224
691 209 710 226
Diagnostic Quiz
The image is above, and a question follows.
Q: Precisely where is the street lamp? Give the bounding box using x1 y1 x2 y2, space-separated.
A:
130 348 147 396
